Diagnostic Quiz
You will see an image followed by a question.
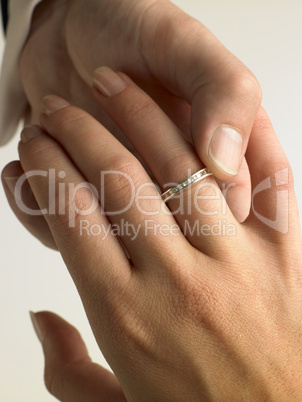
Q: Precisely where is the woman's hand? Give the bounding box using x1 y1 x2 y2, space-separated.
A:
2 68 302 400
13 0 261 232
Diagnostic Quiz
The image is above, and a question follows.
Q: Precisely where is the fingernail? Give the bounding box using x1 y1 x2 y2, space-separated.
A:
42 95 70 116
93 67 128 97
21 125 43 143
209 126 243 175
30 311 44 343
3 176 20 197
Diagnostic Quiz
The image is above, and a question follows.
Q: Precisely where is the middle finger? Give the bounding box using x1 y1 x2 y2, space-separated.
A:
39 98 185 266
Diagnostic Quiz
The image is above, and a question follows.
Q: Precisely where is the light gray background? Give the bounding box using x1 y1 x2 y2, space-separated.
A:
1 1 302 400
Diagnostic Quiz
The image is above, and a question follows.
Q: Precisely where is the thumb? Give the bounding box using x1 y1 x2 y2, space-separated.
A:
30 311 126 402
65 0 261 180
138 2 262 179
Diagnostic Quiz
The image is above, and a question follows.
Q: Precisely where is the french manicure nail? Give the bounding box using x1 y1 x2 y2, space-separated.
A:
42 95 70 116
209 126 243 175
93 67 128 97
30 311 44 343
21 125 43 143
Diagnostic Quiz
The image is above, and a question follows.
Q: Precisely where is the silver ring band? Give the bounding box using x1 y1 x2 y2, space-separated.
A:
161 168 213 203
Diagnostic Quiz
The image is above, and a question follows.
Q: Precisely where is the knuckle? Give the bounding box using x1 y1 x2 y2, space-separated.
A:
253 108 293 181
47 181 97 236
228 70 262 107
102 155 142 205
103 154 138 176
71 183 97 213
67 184 97 228
49 107 89 134
124 100 159 125
253 107 274 132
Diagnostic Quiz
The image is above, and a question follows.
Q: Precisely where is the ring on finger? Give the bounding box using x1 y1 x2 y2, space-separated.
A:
161 167 213 203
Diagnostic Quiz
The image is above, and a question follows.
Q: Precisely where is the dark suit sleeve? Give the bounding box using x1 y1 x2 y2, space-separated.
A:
1 0 8 34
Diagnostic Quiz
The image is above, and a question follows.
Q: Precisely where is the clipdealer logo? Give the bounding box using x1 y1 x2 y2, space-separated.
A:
78 218 237 239
12 167 289 234
251 167 289 234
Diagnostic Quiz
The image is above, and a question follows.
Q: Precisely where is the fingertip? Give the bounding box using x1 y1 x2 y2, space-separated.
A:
190 70 261 179
208 125 243 177
20 125 44 144
41 95 70 117
30 311 44 343
29 311 125 401
30 310 90 361
92 66 128 98
1 160 24 197
1 160 23 179
1 163 58 250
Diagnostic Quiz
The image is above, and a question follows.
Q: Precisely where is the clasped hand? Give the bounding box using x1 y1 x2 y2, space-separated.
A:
6 67 302 401
2 0 302 400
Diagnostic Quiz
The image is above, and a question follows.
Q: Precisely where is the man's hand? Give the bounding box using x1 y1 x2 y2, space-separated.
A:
8 0 261 247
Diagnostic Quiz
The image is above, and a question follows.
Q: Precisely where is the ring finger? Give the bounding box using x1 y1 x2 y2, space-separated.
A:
92 68 240 256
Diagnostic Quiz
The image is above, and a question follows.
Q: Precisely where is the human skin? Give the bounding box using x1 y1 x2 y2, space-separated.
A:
2 0 261 245
3 68 302 401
